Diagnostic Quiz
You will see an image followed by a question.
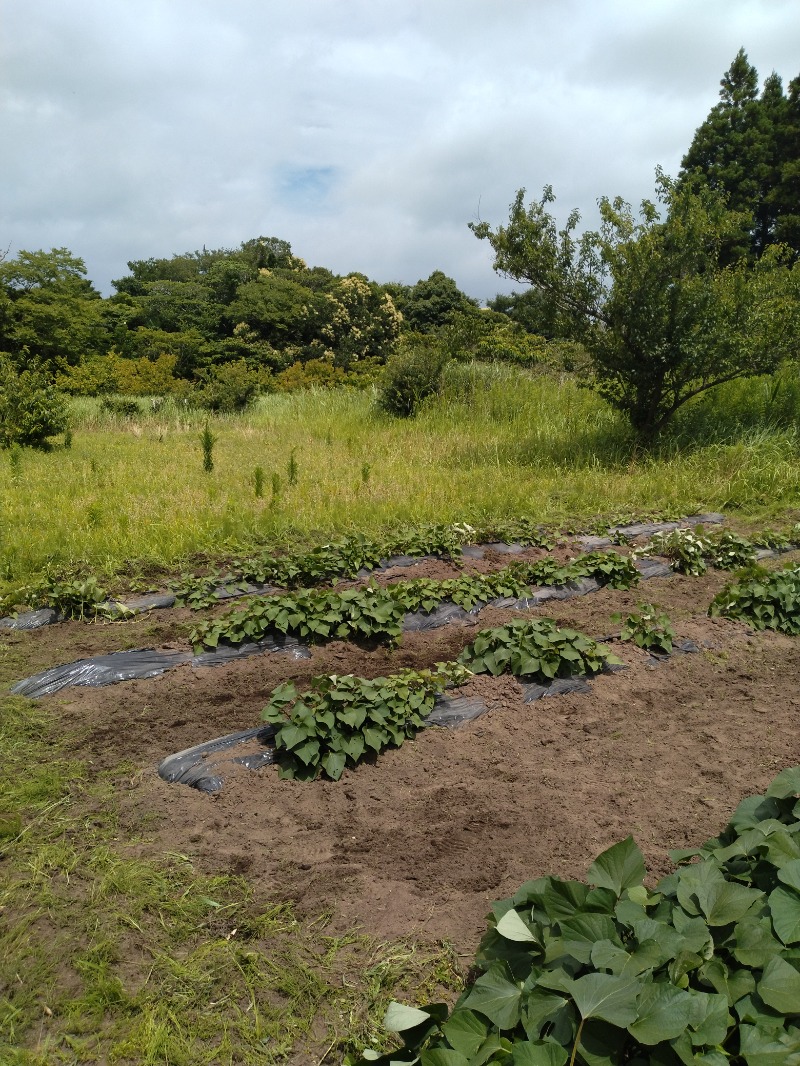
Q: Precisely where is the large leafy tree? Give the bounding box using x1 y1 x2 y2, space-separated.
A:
391 270 478 333
470 172 800 441
0 248 104 370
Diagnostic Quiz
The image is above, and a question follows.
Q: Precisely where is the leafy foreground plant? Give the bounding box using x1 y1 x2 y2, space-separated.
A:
16 574 116 621
710 565 800 634
458 619 620 681
262 663 469 781
615 604 675 656
353 765 800 1066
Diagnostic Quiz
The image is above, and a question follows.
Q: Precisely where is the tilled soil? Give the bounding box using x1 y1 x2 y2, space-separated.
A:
5 554 800 955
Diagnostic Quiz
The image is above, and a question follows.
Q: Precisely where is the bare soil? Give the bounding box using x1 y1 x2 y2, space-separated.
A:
5 554 800 956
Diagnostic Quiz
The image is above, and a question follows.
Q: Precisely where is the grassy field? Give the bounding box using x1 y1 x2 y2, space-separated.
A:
3 364 800 1062
2 364 800 586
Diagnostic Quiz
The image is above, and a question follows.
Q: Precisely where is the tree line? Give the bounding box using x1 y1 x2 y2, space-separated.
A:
1 49 799 445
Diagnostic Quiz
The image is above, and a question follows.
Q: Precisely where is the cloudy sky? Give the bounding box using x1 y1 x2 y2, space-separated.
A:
2 0 799 299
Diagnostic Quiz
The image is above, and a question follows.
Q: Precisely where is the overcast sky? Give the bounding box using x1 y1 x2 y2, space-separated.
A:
2 0 799 299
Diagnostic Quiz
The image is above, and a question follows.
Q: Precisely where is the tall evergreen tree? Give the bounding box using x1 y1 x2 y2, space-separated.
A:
680 49 800 261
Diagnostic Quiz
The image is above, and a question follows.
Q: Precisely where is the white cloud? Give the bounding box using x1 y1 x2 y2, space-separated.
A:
1 0 797 297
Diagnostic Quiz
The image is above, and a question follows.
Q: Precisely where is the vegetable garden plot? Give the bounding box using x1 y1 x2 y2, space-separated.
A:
157 693 492 794
12 555 800 975
0 513 727 631
8 551 653 698
5 536 727 700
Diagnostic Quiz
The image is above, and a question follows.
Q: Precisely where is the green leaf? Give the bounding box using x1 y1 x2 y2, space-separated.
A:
521 989 569 1040
769 885 800 945
567 972 642 1025
383 1002 432 1032
586 837 646 896
575 1019 627 1066
758 956 800 1013
558 914 621 965
510 1040 568 1066
778 860 800 893
703 881 764 926
440 1010 489 1058
766 766 800 799
676 860 762 925
541 879 588 921
293 738 321 767
686 989 730 1048
420 1051 468 1066
461 962 523 1030
699 958 756 1006
628 982 693 1045
496 909 540 944
321 750 346 781
732 917 783 968
739 1022 800 1065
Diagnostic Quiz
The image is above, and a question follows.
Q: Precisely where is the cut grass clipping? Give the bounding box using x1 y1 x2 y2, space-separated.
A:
352 764 800 1066
0 694 462 1064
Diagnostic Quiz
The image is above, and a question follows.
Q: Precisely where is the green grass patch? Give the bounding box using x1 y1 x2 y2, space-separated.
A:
3 367 800 585
0 696 462 1064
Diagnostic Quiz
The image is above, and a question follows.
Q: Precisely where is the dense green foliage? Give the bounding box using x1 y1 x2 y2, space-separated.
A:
188 548 638 651
710 565 800 634
378 334 452 416
457 618 619 681
644 529 760 576
0 354 69 448
354 766 800 1066
680 50 800 262
471 173 800 441
262 665 466 781
0 248 104 371
617 604 676 655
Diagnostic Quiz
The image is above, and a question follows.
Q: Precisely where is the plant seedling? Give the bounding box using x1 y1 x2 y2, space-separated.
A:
200 422 216 473
614 602 675 655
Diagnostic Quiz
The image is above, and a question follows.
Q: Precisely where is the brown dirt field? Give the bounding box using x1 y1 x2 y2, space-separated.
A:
4 554 800 958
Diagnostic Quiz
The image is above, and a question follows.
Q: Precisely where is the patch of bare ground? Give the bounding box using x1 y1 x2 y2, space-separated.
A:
5 559 800 957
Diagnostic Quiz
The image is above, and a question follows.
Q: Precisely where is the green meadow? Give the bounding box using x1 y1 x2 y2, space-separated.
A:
3 363 800 587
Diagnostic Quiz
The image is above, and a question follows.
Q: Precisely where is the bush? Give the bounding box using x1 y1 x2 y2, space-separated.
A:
0 355 69 448
193 359 268 413
377 337 450 417
99 396 142 418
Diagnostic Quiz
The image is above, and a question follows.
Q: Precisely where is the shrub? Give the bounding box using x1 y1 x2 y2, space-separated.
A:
710 564 800 633
457 617 620 681
377 336 450 416
261 664 467 781
0 356 69 448
193 359 267 412
616 602 675 654
99 396 142 418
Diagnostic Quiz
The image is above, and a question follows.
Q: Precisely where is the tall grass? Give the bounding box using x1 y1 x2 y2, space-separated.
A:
2 366 800 582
